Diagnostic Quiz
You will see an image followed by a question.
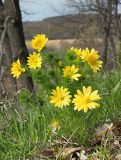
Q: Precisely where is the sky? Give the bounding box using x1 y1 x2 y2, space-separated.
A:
20 0 68 21
20 0 121 22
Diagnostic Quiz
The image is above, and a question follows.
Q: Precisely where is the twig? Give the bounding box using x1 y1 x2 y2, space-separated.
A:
56 127 79 160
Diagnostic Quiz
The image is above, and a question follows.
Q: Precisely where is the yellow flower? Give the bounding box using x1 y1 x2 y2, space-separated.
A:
72 86 101 112
51 120 60 130
69 47 82 59
31 34 48 52
81 48 90 60
27 52 42 69
82 48 103 72
74 48 82 59
50 86 72 108
11 59 25 79
63 65 81 81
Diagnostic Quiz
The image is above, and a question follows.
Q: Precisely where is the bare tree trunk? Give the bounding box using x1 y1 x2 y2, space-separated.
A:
0 1 15 98
113 0 121 60
0 0 6 97
101 0 112 67
0 0 34 99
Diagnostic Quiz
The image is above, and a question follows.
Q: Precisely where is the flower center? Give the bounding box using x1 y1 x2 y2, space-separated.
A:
33 58 38 64
60 95 65 101
82 97 90 104
89 58 96 65
66 69 74 78
36 40 42 46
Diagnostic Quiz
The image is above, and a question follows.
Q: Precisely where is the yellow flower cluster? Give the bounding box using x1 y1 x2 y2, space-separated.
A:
68 47 103 73
10 33 102 113
69 47 82 59
11 34 48 79
50 86 101 113
50 47 102 112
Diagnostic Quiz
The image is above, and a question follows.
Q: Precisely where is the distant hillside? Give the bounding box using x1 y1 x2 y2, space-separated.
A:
23 14 100 40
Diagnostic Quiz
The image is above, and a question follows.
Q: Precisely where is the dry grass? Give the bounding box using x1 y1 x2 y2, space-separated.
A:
26 38 102 52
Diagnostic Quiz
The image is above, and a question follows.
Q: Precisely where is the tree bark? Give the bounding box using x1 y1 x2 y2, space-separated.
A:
0 0 34 99
113 0 121 60
100 0 112 67
0 0 6 97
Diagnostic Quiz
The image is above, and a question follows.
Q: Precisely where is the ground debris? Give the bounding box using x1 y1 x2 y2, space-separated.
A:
32 120 121 160
32 149 56 160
